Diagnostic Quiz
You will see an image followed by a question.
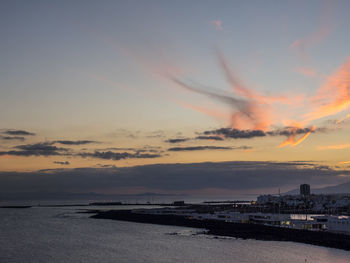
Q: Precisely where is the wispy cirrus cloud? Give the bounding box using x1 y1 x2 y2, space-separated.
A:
336 113 350 124
175 100 231 122
304 58 350 122
169 49 306 140
279 58 350 147
171 49 350 147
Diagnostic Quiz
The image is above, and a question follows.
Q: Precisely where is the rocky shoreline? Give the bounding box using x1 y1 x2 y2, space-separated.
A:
90 209 350 251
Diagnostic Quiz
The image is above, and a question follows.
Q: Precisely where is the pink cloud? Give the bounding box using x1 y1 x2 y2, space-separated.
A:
210 20 223 30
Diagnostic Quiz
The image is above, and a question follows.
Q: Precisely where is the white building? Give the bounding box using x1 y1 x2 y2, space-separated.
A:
312 215 350 234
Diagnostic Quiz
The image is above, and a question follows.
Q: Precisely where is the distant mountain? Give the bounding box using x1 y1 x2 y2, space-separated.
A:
312 181 350 194
285 181 350 195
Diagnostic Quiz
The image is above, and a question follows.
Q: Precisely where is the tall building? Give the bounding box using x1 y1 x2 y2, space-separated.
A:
300 184 310 196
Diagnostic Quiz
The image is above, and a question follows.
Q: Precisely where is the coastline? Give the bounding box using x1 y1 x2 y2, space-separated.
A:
90 209 350 251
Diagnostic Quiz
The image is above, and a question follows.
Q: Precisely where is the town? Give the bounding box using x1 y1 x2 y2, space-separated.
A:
130 184 350 235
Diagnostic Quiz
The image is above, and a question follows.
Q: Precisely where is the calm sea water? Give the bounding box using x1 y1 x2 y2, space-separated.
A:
0 206 349 263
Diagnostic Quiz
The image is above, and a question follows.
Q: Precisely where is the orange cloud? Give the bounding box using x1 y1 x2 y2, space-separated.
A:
336 113 350 124
318 143 350 150
304 58 350 122
291 127 315 146
169 51 350 148
171 76 273 131
339 161 350 165
175 100 230 122
278 126 315 148
0 155 20 159
217 49 302 105
155 44 350 148
169 50 319 147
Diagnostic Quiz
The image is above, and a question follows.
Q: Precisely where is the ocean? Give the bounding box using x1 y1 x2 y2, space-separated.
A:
0 205 350 263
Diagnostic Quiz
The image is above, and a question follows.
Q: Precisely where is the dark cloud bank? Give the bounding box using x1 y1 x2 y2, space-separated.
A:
165 138 190 143
165 136 224 143
0 142 161 160
0 161 349 197
168 146 249 151
164 126 321 144
2 129 35 136
53 161 70 165
203 127 320 139
55 140 98 145
204 128 266 139
0 136 25 141
0 142 68 157
0 139 250 160
195 136 223 141
79 151 161 160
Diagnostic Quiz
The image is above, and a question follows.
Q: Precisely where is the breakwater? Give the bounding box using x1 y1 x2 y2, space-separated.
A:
91 209 350 251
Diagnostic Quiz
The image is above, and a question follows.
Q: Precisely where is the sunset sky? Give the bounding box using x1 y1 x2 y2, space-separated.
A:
1 0 350 196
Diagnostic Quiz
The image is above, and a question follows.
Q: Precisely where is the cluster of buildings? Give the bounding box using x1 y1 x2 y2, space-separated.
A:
134 207 350 234
257 184 350 212
133 184 350 235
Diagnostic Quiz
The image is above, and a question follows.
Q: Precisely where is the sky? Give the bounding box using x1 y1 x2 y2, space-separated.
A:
1 0 350 196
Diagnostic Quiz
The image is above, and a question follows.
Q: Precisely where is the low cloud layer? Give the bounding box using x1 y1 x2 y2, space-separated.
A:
0 161 348 196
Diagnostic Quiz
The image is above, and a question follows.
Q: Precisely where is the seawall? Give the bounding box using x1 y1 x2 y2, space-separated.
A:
90 210 350 251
